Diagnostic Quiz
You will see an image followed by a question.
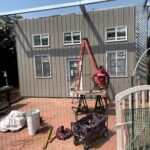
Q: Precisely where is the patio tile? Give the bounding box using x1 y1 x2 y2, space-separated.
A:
0 98 116 150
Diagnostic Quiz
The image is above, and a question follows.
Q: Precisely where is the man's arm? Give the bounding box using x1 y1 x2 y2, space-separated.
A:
91 71 97 85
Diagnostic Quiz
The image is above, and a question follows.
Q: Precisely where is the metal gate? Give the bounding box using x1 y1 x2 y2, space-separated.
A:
115 85 150 150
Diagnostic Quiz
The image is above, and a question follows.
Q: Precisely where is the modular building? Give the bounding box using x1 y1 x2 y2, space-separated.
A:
15 5 148 98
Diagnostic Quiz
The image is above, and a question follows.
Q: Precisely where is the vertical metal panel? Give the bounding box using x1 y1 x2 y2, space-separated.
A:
40 18 46 97
61 15 68 97
50 16 58 97
54 16 61 97
36 18 43 97
97 10 104 65
57 15 65 97
20 20 28 96
15 22 24 96
25 19 35 97
45 17 51 97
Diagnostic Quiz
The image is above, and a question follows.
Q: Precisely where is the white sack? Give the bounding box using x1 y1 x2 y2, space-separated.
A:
0 110 26 132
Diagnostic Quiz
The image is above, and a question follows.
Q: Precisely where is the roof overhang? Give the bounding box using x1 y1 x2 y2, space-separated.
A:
0 0 115 16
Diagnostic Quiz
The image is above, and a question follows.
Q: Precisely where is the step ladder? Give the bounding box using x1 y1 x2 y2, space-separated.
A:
72 38 98 100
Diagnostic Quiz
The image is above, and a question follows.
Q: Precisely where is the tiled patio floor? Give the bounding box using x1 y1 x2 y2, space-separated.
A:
0 98 116 150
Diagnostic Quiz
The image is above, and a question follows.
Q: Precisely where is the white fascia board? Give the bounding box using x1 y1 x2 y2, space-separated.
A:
0 0 114 16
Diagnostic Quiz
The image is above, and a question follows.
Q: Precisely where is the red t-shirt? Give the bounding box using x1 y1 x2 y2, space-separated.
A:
92 70 109 85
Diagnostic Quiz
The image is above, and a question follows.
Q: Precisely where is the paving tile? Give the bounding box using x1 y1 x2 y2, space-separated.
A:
0 98 116 150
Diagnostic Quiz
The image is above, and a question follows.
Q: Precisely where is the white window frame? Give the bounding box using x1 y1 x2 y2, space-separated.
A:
63 31 81 45
32 34 49 47
105 26 127 42
34 54 52 79
106 50 128 77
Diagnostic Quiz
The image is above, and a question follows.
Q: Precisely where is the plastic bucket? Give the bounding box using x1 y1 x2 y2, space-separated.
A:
26 109 40 136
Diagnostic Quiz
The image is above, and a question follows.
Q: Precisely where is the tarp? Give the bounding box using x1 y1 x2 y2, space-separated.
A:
0 110 26 132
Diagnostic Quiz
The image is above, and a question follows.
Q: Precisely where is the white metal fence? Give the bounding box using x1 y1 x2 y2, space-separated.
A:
115 85 150 150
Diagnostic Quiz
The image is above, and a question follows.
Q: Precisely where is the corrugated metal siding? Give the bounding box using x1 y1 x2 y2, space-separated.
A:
16 6 136 98
135 5 148 85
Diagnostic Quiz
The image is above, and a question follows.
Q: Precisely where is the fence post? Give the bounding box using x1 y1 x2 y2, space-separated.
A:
131 75 134 149
116 100 123 150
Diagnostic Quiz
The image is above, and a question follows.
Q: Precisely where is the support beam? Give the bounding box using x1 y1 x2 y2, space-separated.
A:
79 5 87 14
144 0 148 8
148 11 150 19
0 0 115 16
0 16 15 24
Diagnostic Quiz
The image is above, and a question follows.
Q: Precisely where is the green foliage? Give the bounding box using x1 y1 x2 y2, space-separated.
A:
0 15 22 86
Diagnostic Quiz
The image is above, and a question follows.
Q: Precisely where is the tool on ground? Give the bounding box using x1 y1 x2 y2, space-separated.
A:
50 126 72 143
72 38 98 101
42 126 53 149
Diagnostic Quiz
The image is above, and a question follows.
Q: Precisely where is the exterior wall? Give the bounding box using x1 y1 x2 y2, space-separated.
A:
135 5 148 85
16 6 136 98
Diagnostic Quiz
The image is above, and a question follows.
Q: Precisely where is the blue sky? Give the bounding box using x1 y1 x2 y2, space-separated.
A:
0 0 144 18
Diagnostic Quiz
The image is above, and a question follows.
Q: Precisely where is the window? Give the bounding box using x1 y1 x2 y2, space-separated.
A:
33 34 49 47
64 31 81 45
106 50 127 77
106 26 127 42
35 55 51 78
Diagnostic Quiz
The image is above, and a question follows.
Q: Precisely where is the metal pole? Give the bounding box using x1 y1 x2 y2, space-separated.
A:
0 0 115 16
131 75 134 149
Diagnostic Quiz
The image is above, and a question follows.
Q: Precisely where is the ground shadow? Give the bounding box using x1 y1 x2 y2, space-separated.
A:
108 82 116 102
37 118 53 135
0 103 29 119
91 129 116 149
105 102 116 116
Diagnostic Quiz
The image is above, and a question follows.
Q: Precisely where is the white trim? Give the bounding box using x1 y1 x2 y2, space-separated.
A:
115 85 150 102
106 50 128 77
63 31 81 45
32 34 49 47
34 54 52 79
115 121 132 127
66 58 83 97
105 26 127 43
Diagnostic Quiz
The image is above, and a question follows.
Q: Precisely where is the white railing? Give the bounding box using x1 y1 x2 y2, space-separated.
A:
115 85 150 150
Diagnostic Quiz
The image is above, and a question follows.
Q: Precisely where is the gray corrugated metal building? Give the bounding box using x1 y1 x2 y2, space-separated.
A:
15 5 148 98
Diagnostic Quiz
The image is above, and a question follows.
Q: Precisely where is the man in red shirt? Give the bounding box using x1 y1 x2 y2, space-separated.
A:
91 66 110 106
91 66 109 90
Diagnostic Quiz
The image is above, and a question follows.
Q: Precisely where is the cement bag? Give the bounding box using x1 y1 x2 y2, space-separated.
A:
0 110 26 132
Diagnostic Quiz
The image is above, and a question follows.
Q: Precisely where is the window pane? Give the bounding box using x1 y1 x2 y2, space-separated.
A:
117 51 126 76
42 56 49 62
41 34 49 46
107 28 115 41
117 51 126 59
117 27 126 40
43 62 50 77
72 32 81 43
34 35 40 46
35 56 42 77
107 52 116 76
64 33 71 44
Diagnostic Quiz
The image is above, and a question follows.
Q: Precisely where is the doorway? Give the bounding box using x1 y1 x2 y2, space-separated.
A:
67 59 82 97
